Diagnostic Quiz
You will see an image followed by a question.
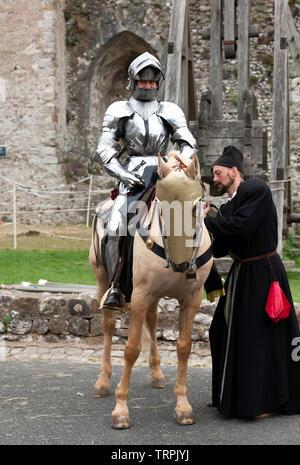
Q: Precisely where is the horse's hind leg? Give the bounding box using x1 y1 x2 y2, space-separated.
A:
145 301 166 389
89 245 113 398
93 307 116 398
93 278 115 398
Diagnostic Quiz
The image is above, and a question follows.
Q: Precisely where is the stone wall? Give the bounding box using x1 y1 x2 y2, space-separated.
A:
1 290 300 366
64 0 171 178
0 0 73 224
0 0 66 182
0 0 300 221
0 290 216 346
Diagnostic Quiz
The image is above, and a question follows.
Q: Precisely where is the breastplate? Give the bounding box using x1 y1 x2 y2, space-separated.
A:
123 112 169 156
122 97 169 156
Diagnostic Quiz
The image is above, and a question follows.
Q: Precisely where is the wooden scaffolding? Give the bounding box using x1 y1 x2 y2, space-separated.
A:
164 0 295 254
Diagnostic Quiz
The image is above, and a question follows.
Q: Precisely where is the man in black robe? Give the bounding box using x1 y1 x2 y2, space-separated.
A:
203 145 300 419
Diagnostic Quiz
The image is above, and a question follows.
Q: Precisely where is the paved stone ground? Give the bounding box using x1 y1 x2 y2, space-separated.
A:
1 361 300 448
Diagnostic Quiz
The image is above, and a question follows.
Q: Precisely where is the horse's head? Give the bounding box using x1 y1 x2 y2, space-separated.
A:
157 151 201 182
156 151 204 265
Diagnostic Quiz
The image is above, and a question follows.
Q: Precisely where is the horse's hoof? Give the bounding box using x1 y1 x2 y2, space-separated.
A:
112 414 131 430
175 411 195 426
151 377 166 389
93 386 110 398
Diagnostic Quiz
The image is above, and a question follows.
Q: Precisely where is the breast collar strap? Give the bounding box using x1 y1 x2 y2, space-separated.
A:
138 230 212 278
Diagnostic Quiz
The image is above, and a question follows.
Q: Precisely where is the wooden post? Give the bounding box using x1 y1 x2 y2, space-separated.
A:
287 5 300 77
238 0 250 119
224 0 237 59
86 175 93 228
271 0 288 256
164 0 187 106
182 1 197 121
286 64 291 234
181 5 189 117
210 0 223 119
13 186 17 249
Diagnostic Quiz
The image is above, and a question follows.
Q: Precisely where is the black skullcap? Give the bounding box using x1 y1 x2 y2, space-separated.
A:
213 145 244 173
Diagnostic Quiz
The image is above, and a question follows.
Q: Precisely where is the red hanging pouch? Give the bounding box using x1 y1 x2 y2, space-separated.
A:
265 281 291 323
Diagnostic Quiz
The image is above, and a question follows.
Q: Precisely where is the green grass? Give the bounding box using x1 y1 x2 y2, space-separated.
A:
282 232 299 262
286 272 300 303
0 249 97 286
0 247 299 302
282 232 300 302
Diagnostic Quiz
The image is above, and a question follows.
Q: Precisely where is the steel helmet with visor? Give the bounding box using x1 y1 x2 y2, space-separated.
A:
127 52 164 101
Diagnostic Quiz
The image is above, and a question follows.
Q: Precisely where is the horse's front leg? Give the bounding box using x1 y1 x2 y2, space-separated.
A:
174 292 203 425
145 300 166 388
111 293 147 429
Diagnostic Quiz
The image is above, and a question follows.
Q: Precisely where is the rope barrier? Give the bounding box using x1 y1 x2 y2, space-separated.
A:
270 187 285 192
269 174 300 184
0 169 299 249
42 232 90 241
0 173 94 191
0 174 110 196
0 173 112 248
0 207 97 214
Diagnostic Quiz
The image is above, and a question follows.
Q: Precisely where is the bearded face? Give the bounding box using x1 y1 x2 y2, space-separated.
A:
213 166 235 194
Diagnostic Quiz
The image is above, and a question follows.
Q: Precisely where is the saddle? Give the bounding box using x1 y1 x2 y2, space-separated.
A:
97 164 224 304
100 166 158 304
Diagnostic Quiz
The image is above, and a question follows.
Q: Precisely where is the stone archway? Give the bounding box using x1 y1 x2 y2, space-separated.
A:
85 31 161 163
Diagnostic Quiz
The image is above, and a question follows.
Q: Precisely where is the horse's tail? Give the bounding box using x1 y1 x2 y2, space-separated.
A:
139 322 153 362
141 322 151 348
92 214 101 268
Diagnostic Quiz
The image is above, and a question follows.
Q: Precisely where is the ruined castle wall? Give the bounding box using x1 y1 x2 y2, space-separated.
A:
0 0 66 193
0 0 299 223
63 0 172 179
60 0 300 214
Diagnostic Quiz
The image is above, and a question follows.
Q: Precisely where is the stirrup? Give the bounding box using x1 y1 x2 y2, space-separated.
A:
101 284 125 311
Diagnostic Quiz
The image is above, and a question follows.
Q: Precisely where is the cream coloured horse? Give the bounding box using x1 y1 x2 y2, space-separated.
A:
89 152 213 429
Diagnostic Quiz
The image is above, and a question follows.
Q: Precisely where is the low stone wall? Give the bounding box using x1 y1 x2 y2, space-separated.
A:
0 290 217 345
1 290 299 346
1 290 300 366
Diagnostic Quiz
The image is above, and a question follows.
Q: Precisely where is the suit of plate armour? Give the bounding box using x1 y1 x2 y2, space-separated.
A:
94 95 197 236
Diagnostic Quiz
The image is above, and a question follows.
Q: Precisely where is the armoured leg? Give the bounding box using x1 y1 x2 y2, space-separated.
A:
102 195 127 310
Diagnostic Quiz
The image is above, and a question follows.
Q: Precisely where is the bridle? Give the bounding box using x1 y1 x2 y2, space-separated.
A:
138 192 212 281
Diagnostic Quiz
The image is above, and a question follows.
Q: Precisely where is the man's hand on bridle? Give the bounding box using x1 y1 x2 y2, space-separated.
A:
203 200 211 218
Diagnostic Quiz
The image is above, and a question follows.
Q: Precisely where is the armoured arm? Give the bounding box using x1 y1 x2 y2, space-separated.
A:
93 102 144 189
179 142 196 158
103 157 144 189
158 102 197 158
93 101 131 165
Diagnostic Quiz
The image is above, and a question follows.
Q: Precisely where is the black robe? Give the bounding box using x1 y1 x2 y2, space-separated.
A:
204 177 300 418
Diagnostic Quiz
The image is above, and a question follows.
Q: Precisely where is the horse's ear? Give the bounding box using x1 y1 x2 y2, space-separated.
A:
157 153 171 179
185 153 201 181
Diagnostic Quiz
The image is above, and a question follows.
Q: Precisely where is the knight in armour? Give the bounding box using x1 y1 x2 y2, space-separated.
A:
93 52 197 309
